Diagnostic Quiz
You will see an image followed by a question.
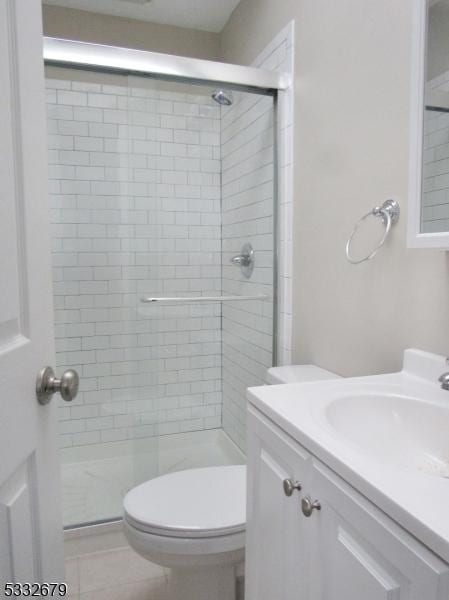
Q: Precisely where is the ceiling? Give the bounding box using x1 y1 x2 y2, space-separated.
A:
42 0 241 33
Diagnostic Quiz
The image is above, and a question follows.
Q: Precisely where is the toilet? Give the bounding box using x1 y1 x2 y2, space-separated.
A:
123 364 340 600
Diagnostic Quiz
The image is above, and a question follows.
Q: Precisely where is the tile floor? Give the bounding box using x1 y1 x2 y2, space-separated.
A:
63 429 246 598
66 544 245 599
66 545 170 600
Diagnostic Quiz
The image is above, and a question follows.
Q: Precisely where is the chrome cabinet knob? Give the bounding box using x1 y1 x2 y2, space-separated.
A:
283 478 302 497
36 366 79 405
301 496 321 517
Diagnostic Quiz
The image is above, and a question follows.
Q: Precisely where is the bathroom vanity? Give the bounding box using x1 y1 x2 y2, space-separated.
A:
245 350 449 599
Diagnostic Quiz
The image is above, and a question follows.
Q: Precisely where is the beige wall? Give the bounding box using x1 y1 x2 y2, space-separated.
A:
428 4 449 81
221 0 449 376
42 5 220 60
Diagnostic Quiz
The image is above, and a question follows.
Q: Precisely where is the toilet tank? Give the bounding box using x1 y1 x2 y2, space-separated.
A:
266 364 341 385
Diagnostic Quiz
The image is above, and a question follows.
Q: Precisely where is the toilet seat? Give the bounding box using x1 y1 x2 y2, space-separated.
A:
123 465 246 539
123 520 246 562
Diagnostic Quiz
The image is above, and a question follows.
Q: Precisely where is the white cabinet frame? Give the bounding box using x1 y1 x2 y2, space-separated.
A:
408 0 449 248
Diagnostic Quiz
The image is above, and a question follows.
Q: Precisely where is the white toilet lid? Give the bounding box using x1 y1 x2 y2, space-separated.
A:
123 465 246 539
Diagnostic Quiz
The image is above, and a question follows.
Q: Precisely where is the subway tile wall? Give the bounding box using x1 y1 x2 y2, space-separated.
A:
220 93 274 451
45 44 292 454
423 72 449 232
220 24 294 451
267 24 294 367
46 72 223 448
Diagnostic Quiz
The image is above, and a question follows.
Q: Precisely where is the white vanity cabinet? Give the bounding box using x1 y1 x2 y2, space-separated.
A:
246 406 449 600
306 461 449 599
245 406 310 600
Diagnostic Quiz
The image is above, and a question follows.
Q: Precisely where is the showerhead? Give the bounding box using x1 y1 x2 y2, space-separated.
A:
211 89 233 106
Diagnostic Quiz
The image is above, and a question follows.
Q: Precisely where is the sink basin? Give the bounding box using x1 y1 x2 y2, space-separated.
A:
249 350 449 483
247 350 449 565
325 393 449 478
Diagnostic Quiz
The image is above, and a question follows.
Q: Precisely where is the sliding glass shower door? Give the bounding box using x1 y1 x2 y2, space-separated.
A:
46 64 275 528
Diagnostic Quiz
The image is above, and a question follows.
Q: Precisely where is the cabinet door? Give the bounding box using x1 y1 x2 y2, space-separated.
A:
245 407 311 600
306 460 449 600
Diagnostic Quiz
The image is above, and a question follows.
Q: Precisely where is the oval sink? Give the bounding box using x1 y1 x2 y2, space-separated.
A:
325 393 449 478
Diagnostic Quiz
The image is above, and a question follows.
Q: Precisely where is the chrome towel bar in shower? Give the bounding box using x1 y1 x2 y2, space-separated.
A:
141 294 269 304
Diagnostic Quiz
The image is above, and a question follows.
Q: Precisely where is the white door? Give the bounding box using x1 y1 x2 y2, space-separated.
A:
0 0 64 583
245 408 310 600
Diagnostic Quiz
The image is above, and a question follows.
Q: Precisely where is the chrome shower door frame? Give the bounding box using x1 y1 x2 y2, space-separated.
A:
44 36 285 366
43 37 290 93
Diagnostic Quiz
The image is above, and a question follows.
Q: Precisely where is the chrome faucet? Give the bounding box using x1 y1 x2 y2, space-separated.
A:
438 372 449 390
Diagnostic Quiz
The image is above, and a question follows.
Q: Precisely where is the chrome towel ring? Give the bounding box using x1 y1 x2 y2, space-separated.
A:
345 199 400 265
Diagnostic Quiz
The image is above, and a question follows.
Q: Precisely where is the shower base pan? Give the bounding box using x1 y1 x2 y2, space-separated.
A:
60 428 245 529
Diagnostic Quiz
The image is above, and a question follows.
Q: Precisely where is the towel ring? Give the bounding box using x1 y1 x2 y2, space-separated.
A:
345 199 400 265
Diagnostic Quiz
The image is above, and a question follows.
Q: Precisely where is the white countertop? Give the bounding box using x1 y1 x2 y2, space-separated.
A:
247 349 449 564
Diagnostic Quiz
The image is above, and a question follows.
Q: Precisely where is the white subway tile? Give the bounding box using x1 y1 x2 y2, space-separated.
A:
57 90 87 106
74 136 103 151
47 104 73 120
88 93 117 108
47 134 74 150
89 123 118 138
46 78 71 90
161 142 187 157
72 81 102 93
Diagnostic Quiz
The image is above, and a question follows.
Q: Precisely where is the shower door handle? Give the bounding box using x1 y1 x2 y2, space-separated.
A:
36 366 79 405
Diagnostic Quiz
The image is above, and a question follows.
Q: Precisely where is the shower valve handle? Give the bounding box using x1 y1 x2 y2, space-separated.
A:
229 243 255 278
231 254 251 266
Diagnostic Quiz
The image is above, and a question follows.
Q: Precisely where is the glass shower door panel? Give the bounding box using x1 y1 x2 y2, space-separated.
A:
126 75 275 468
46 66 159 527
46 63 275 528
127 75 225 478
220 90 275 453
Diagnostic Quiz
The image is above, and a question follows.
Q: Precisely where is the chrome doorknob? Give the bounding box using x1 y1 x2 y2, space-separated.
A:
283 478 302 497
36 366 79 405
301 496 321 517
438 372 449 390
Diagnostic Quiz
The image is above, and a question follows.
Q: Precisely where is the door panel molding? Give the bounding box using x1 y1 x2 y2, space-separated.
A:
0 457 40 581
337 526 401 598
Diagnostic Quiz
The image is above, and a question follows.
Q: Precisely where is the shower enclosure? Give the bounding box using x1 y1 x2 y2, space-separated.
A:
44 38 285 528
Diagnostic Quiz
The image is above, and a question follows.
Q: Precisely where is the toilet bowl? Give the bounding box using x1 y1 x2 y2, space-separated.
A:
124 465 246 600
123 365 340 600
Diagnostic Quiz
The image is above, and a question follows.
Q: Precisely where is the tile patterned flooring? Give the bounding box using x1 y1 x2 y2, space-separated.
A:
66 544 245 599
66 546 170 600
